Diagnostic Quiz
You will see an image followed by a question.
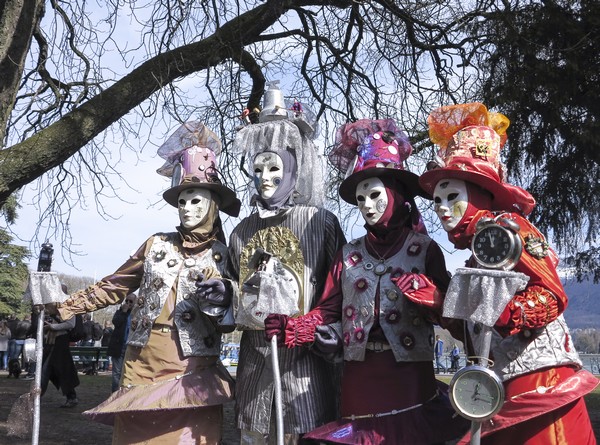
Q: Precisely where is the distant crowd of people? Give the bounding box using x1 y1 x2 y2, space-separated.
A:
433 335 463 374
1 297 132 407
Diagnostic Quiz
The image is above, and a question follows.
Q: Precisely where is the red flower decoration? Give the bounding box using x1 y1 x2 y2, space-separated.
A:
407 243 422 256
354 328 366 343
385 309 401 324
343 332 351 346
348 251 363 266
344 305 357 320
390 267 405 280
400 332 416 350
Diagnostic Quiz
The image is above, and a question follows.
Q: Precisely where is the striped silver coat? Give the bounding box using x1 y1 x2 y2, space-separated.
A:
227 205 346 434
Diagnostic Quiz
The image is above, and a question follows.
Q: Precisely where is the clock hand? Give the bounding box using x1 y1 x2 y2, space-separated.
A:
472 383 480 399
473 394 494 404
487 231 495 248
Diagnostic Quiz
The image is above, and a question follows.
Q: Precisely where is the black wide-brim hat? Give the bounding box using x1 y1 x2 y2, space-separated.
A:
163 176 241 217
339 166 429 205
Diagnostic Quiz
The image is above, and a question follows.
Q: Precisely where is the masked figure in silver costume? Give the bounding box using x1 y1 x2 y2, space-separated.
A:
227 83 346 445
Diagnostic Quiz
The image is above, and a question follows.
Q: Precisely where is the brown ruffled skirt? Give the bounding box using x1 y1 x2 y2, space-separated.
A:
84 326 234 445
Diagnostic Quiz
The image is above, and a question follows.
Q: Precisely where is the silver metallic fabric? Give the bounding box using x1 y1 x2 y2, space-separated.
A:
443 267 529 326
24 272 68 305
127 234 228 357
340 233 433 362
469 315 582 382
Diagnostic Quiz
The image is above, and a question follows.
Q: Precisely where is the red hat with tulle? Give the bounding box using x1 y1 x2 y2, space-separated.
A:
331 119 428 205
419 103 535 215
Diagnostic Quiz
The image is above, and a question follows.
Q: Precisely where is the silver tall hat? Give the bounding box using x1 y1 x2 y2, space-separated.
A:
259 81 289 122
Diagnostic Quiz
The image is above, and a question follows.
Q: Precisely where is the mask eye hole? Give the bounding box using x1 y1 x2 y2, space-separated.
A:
356 195 365 202
448 193 459 201
434 197 441 204
370 191 380 200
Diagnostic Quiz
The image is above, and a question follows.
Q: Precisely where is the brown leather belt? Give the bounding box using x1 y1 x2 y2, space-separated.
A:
153 323 176 333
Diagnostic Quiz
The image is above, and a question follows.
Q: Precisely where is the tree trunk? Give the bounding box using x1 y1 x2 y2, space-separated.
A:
0 1 289 207
0 0 45 147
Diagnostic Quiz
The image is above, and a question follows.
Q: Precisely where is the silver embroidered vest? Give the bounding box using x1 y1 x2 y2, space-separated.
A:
469 314 582 381
341 232 434 362
127 233 227 357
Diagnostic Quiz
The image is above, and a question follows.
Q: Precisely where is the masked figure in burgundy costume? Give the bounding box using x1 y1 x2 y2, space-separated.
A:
265 119 470 445
420 103 598 444
54 122 240 445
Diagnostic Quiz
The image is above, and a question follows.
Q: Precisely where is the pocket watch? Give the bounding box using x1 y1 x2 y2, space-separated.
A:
471 216 522 270
449 365 505 421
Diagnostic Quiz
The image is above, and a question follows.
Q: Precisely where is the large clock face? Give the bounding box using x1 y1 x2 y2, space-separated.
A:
449 365 505 421
471 224 521 270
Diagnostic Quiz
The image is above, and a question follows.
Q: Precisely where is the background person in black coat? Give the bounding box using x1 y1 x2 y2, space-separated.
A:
100 321 114 371
30 284 80 407
107 294 133 392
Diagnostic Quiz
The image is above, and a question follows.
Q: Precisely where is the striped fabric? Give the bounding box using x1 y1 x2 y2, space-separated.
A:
227 205 346 434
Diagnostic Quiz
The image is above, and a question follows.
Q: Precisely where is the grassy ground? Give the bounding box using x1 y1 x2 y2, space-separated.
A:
0 371 598 444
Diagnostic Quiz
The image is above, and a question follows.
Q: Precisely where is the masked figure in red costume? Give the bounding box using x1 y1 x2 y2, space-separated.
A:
265 119 470 445
419 103 598 445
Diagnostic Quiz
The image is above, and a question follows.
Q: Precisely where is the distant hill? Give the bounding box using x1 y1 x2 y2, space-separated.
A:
561 271 600 329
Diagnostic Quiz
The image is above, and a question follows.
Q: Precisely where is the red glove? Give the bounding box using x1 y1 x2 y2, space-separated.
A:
266 313 324 348
392 273 443 312
264 314 289 346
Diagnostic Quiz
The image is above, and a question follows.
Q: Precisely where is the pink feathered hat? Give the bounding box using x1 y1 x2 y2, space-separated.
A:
330 119 428 205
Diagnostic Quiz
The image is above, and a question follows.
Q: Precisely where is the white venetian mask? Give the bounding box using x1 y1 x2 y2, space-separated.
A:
433 178 469 232
355 177 388 226
253 152 284 199
178 187 213 229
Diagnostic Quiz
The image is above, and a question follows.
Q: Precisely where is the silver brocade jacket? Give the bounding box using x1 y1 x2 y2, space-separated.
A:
126 233 228 357
469 315 582 382
341 231 434 362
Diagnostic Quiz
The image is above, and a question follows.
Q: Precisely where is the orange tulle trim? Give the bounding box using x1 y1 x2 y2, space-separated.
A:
428 103 510 148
